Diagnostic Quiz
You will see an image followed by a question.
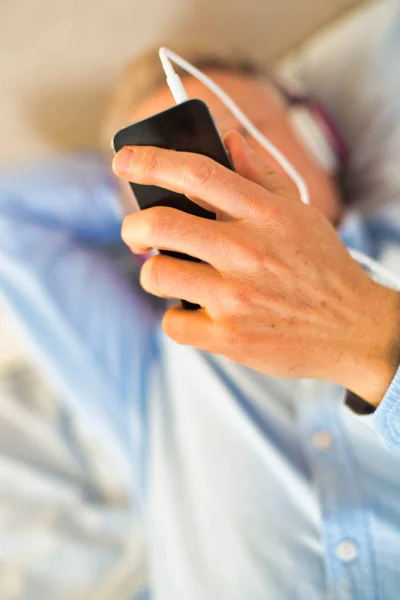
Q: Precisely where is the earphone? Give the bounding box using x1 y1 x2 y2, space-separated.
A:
155 46 400 290
287 106 339 173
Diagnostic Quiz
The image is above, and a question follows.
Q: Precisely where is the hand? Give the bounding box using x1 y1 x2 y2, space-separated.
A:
113 131 400 406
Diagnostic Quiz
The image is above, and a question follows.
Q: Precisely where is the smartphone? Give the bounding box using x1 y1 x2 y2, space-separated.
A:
113 98 232 310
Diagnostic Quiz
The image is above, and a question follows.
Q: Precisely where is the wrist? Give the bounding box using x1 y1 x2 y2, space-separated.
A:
344 283 400 407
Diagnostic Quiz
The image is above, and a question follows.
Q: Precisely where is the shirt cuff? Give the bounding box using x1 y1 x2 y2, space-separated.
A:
372 364 400 450
344 365 400 450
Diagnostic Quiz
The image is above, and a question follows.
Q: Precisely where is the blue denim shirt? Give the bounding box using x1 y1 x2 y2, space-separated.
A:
1 152 399 600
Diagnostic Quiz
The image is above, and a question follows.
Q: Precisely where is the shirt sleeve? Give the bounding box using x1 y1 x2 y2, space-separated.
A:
344 366 400 452
372 364 400 451
0 154 159 476
342 250 400 451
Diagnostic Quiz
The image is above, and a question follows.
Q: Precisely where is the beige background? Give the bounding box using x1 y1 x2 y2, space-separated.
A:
0 0 370 166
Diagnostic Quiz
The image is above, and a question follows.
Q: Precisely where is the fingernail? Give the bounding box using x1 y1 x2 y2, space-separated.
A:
243 138 257 162
113 147 134 174
235 130 253 151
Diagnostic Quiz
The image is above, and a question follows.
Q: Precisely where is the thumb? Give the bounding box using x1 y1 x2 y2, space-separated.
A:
223 130 300 202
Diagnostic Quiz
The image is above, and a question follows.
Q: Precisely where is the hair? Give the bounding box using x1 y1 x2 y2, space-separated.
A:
101 41 270 147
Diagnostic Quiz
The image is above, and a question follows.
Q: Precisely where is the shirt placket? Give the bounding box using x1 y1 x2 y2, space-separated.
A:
296 379 380 600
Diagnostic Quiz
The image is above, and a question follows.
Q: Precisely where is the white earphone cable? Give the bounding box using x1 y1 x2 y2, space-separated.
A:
159 47 310 205
158 47 400 291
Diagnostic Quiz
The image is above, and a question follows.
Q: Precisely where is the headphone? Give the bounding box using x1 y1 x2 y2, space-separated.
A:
273 79 350 175
288 105 340 173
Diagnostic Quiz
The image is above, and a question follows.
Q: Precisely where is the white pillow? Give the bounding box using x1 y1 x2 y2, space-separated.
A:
278 0 400 216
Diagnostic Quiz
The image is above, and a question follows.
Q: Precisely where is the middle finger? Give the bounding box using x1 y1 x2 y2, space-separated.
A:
121 206 238 270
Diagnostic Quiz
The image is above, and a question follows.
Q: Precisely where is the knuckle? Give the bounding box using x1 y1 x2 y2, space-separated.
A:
235 239 267 272
264 202 291 234
140 254 164 289
225 283 252 315
141 147 160 180
143 206 172 239
183 156 218 188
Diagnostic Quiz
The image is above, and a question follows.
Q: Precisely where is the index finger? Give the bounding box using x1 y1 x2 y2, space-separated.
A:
112 145 268 220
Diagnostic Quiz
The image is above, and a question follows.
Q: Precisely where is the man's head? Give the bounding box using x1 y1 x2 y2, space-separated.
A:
105 44 343 224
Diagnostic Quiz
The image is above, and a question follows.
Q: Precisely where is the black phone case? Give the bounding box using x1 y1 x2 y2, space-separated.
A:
113 99 232 310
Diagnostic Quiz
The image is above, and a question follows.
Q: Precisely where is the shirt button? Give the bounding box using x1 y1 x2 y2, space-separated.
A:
336 540 359 562
311 431 333 451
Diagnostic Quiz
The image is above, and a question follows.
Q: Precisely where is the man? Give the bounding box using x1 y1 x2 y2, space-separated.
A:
1 39 400 600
